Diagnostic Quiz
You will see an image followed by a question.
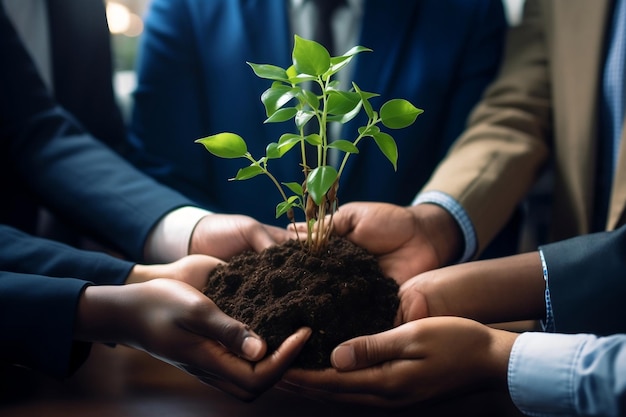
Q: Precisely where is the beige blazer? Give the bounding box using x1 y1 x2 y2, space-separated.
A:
422 0 626 255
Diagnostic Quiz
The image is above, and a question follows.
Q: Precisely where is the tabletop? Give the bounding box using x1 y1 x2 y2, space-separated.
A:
0 343 524 417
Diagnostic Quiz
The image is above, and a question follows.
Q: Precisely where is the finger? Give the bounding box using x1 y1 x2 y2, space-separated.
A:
247 224 297 252
245 327 312 387
262 224 299 245
173 254 224 289
204 327 312 396
287 221 308 232
185 298 268 361
331 323 419 371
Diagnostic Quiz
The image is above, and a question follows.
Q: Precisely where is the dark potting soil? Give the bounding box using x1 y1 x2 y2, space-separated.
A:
203 236 400 369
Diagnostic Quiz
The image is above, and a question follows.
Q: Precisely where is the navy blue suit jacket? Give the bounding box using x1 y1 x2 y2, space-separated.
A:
0 3 194 378
5 0 129 240
129 0 507 226
541 225 626 336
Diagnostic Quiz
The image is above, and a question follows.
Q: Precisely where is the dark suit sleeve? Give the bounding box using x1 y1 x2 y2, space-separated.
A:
540 225 626 335
0 225 134 378
0 3 196 261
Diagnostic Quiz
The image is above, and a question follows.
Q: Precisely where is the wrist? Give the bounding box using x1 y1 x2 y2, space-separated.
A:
408 204 463 267
485 328 518 386
74 285 128 344
125 264 152 284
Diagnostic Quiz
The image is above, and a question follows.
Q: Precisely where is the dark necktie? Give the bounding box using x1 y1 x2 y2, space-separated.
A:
304 0 345 166
312 0 344 56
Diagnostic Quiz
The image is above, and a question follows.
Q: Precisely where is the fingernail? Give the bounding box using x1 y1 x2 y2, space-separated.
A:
331 345 356 370
242 336 264 360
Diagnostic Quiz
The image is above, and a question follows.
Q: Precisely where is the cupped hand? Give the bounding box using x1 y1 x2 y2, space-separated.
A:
190 214 298 261
307 202 461 284
282 317 517 408
76 279 311 401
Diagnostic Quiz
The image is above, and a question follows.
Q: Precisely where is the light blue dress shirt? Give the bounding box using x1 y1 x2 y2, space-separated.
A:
508 333 626 416
414 1 626 414
508 0 626 413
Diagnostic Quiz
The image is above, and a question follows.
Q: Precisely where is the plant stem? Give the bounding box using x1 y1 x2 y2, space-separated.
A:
246 154 301 242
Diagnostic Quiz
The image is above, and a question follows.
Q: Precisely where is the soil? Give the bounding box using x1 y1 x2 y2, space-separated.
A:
202 236 400 369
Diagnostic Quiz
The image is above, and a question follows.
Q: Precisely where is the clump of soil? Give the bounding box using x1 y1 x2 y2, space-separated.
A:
203 236 399 369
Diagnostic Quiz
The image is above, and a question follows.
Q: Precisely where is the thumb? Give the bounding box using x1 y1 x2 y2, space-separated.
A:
330 326 406 371
185 295 268 361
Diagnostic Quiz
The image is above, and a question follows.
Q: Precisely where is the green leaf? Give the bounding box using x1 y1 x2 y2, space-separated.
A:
299 89 320 110
327 101 362 123
353 83 379 119
380 99 423 129
358 125 380 137
275 196 301 218
327 45 372 76
295 110 315 130
232 165 264 180
266 142 280 159
261 85 297 116
283 182 304 196
306 165 338 205
195 133 247 158
247 62 288 82
292 35 331 76
328 139 359 154
372 132 398 171
264 107 298 123
277 133 302 156
304 133 322 146
326 91 361 115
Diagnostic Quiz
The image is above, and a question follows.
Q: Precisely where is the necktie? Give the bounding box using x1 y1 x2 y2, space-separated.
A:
596 0 626 230
312 0 344 55
304 0 345 167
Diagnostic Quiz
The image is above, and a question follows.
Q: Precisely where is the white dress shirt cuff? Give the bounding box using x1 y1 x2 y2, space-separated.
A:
144 206 212 263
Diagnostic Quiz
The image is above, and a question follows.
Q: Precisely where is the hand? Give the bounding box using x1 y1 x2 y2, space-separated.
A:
76 279 311 401
126 254 224 289
326 202 463 284
397 252 546 324
282 317 517 408
190 214 297 260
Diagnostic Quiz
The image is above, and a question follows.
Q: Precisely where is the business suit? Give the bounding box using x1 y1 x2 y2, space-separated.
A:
422 0 626 254
129 0 507 226
0 3 193 377
0 226 133 378
4 0 129 241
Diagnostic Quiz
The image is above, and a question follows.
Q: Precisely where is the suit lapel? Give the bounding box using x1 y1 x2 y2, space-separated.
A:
549 0 612 230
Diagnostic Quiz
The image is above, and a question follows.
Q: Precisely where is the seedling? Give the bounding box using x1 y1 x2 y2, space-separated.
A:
196 35 422 254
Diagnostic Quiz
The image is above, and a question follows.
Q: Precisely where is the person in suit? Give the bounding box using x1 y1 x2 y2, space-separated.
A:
2 0 129 243
280 0 626 413
127 0 516 257
304 0 626 284
0 2 307 400
283 225 626 415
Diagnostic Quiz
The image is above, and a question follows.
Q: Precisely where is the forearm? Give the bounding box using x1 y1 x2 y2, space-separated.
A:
409 251 546 323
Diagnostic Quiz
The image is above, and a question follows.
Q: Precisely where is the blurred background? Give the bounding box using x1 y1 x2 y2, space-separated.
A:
105 0 526 119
